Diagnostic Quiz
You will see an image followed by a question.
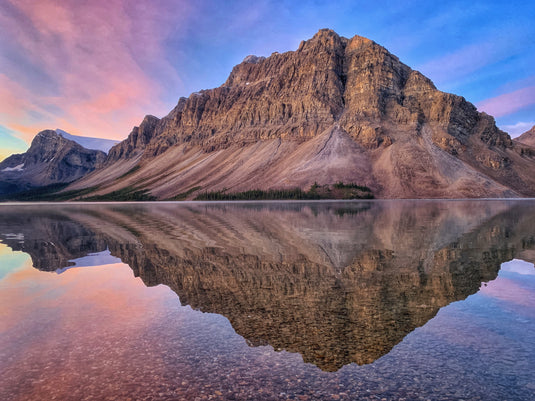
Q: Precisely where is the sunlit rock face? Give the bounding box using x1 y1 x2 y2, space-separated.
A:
0 130 106 196
69 29 535 199
1 201 534 371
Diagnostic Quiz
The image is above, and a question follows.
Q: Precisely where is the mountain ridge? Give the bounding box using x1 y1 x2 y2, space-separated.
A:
0 130 106 196
66 29 535 199
8 29 535 200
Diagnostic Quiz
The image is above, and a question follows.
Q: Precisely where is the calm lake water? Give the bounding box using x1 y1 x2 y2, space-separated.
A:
1 200 534 401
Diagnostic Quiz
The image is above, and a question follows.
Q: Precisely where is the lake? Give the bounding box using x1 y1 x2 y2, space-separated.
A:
1 200 534 400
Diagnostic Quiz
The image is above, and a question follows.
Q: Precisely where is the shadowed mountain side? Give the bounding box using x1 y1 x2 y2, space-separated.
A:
0 130 106 196
65 29 535 199
0 201 534 370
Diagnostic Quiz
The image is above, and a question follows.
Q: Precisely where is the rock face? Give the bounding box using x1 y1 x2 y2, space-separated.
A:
68 29 535 199
1 201 534 370
515 125 535 148
0 130 106 196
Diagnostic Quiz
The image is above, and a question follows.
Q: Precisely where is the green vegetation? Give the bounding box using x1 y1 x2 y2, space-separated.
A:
117 165 141 180
0 183 100 202
0 182 154 202
1 181 372 202
194 182 373 201
195 188 320 201
333 181 371 191
168 186 202 201
81 186 156 201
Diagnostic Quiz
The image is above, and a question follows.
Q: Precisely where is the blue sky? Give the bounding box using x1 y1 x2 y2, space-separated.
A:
0 0 534 159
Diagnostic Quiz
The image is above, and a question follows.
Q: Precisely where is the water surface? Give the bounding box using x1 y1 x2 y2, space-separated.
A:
1 200 534 400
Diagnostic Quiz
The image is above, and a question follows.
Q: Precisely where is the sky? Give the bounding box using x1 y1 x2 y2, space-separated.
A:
0 0 534 160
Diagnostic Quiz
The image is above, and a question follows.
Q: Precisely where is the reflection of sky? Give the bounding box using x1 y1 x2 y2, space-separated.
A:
1 243 534 399
499 258 535 276
479 259 535 312
55 248 123 273
403 258 535 377
0 243 30 279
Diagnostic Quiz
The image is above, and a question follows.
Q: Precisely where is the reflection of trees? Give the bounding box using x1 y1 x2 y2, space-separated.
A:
1 201 534 371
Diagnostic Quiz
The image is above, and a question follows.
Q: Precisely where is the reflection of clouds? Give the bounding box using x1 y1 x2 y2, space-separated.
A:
0 243 32 280
479 266 535 309
0 261 176 400
0 0 187 142
500 259 535 276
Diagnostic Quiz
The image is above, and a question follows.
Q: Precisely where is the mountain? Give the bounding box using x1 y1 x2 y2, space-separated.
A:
55 129 119 154
515 125 535 148
62 30 535 198
0 130 106 196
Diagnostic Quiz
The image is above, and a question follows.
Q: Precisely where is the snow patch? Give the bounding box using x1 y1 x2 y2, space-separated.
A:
2 163 24 172
55 129 119 154
243 55 265 64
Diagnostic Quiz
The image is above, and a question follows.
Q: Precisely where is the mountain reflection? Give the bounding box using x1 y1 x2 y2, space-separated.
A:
1 200 534 371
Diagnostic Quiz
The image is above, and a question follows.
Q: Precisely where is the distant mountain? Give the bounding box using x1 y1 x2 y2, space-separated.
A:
0 130 106 197
55 129 119 153
64 29 535 200
514 125 535 148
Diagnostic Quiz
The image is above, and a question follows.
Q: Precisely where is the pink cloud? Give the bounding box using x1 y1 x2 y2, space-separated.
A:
476 85 535 117
479 277 535 310
0 0 190 143
419 41 499 85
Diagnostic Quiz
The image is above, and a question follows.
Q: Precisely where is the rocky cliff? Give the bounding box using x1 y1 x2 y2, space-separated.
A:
0 130 106 196
66 29 535 199
515 125 535 148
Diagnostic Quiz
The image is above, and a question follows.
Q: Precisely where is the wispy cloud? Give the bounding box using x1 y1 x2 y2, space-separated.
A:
500 121 535 137
476 85 535 118
0 125 28 161
0 0 189 142
418 40 509 87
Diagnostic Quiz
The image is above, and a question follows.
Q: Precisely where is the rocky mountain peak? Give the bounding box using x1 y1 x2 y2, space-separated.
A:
298 28 347 52
67 30 535 200
0 129 107 196
107 115 160 161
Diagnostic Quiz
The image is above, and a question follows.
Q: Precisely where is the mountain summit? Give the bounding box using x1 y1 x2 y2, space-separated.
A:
62 29 535 199
0 130 106 196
